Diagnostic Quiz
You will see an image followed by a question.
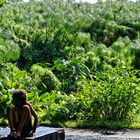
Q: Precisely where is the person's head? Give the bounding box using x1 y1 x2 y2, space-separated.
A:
12 89 27 108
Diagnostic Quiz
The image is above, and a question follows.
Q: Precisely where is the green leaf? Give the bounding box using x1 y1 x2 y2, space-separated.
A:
14 71 26 79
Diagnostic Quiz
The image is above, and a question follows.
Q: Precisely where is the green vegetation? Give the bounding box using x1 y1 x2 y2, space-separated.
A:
0 0 140 128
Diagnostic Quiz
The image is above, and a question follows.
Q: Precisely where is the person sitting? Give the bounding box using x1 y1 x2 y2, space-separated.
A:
7 89 38 138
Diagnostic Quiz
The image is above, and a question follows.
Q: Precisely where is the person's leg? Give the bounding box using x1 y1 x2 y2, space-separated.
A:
7 106 16 135
16 105 32 137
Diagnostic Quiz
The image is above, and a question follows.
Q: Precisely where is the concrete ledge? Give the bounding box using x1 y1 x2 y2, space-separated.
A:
0 126 65 140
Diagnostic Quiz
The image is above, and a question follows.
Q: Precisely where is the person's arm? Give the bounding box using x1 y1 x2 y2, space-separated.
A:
27 102 38 133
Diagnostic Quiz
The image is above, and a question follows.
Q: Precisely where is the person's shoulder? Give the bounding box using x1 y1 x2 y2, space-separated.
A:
8 105 16 111
25 102 32 107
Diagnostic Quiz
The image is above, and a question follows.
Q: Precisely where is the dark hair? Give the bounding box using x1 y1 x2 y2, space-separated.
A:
12 89 27 107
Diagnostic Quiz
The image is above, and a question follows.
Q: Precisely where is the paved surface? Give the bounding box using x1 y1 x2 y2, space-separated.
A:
64 128 140 140
1 127 140 140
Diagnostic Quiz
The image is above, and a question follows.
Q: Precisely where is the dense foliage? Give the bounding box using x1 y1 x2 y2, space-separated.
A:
0 0 140 127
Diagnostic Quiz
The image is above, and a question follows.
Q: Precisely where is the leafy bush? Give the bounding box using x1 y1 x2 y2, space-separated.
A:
31 64 61 92
77 67 140 121
0 0 140 127
0 0 5 7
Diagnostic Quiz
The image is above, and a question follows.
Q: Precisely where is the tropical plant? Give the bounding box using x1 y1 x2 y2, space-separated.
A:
0 0 140 127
